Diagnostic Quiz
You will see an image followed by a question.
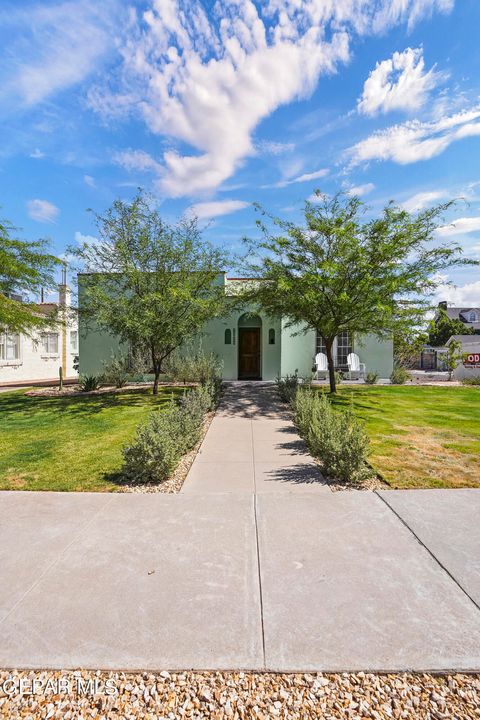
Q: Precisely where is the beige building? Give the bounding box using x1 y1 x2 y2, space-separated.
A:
0 284 78 386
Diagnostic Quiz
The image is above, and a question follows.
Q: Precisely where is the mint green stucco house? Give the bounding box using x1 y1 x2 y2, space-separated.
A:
78 274 393 380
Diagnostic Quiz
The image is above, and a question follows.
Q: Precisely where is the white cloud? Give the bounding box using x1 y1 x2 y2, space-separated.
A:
188 200 249 220
113 149 162 174
434 279 480 307
83 175 96 188
26 199 59 223
437 217 480 237
345 183 375 197
276 168 329 188
372 0 454 33
348 106 480 166
30 148 45 159
358 47 441 116
89 0 450 198
402 190 446 211
257 140 295 155
0 1 120 109
74 231 99 246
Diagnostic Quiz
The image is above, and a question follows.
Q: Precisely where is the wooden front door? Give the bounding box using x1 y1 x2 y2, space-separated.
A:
238 328 261 379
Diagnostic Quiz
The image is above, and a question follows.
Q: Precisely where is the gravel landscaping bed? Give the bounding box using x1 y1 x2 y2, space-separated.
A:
0 670 478 719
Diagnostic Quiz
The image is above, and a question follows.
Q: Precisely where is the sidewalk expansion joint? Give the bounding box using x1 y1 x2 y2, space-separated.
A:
251 418 267 670
375 490 480 614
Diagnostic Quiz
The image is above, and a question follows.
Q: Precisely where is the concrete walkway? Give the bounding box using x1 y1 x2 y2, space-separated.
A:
0 382 479 672
182 382 329 494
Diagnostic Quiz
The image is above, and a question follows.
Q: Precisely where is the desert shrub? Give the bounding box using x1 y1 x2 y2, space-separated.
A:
122 382 219 484
390 365 409 385
79 375 100 392
276 374 301 403
293 390 370 484
461 376 480 386
365 371 379 385
165 349 223 385
101 354 130 388
122 401 184 483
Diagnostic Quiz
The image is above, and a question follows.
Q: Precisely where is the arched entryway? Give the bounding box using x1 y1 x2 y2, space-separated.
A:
238 313 262 380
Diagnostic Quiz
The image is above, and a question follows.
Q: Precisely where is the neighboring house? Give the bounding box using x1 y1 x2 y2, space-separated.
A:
446 335 480 380
79 274 393 380
436 301 480 334
0 283 78 386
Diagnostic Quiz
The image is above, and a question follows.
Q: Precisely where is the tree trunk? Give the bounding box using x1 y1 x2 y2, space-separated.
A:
151 345 161 395
325 338 336 394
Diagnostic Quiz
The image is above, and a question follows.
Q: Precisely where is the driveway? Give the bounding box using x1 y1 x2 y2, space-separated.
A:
0 382 479 672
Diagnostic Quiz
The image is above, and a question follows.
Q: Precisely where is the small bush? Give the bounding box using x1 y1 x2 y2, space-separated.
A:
122 382 220 484
365 371 379 385
276 374 301 403
293 390 370 484
390 365 409 385
165 349 223 385
101 354 130 388
79 375 100 392
461 376 480 386
334 370 343 386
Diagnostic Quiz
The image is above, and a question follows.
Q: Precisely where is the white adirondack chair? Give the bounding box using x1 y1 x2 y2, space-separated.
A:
347 352 366 379
315 352 328 380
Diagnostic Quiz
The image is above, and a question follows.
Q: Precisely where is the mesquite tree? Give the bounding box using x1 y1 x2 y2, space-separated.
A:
242 193 477 393
0 216 61 333
72 193 229 394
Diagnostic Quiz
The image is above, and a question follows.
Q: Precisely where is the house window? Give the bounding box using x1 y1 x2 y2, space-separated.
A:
315 330 352 366
268 328 275 345
0 332 20 362
469 311 477 322
224 328 232 345
41 332 59 355
336 331 352 367
70 330 78 352
316 332 327 355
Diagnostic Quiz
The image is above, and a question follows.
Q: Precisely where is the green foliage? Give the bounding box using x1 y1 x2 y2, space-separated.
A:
241 193 477 393
0 216 61 334
122 382 220 484
390 365 409 385
394 327 428 367
461 376 480 386
445 339 463 380
365 371 379 385
79 375 101 392
165 349 223 385
71 191 230 393
275 374 301 403
293 390 370 484
428 308 474 347
101 354 130 388
334 370 343 386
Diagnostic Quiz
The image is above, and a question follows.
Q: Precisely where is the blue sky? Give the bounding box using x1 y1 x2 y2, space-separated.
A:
1 0 480 304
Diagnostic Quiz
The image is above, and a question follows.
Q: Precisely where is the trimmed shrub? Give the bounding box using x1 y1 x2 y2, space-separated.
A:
79 375 100 392
365 371 379 385
461 376 480 386
122 381 221 484
390 365 409 385
293 390 370 484
275 374 301 403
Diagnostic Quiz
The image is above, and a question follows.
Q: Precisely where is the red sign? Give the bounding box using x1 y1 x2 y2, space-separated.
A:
463 353 480 367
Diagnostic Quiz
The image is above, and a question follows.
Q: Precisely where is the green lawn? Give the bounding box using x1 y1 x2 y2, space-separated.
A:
0 388 183 491
327 385 480 488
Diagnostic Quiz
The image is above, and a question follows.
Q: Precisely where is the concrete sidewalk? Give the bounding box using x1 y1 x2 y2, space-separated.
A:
182 382 329 494
0 382 479 672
